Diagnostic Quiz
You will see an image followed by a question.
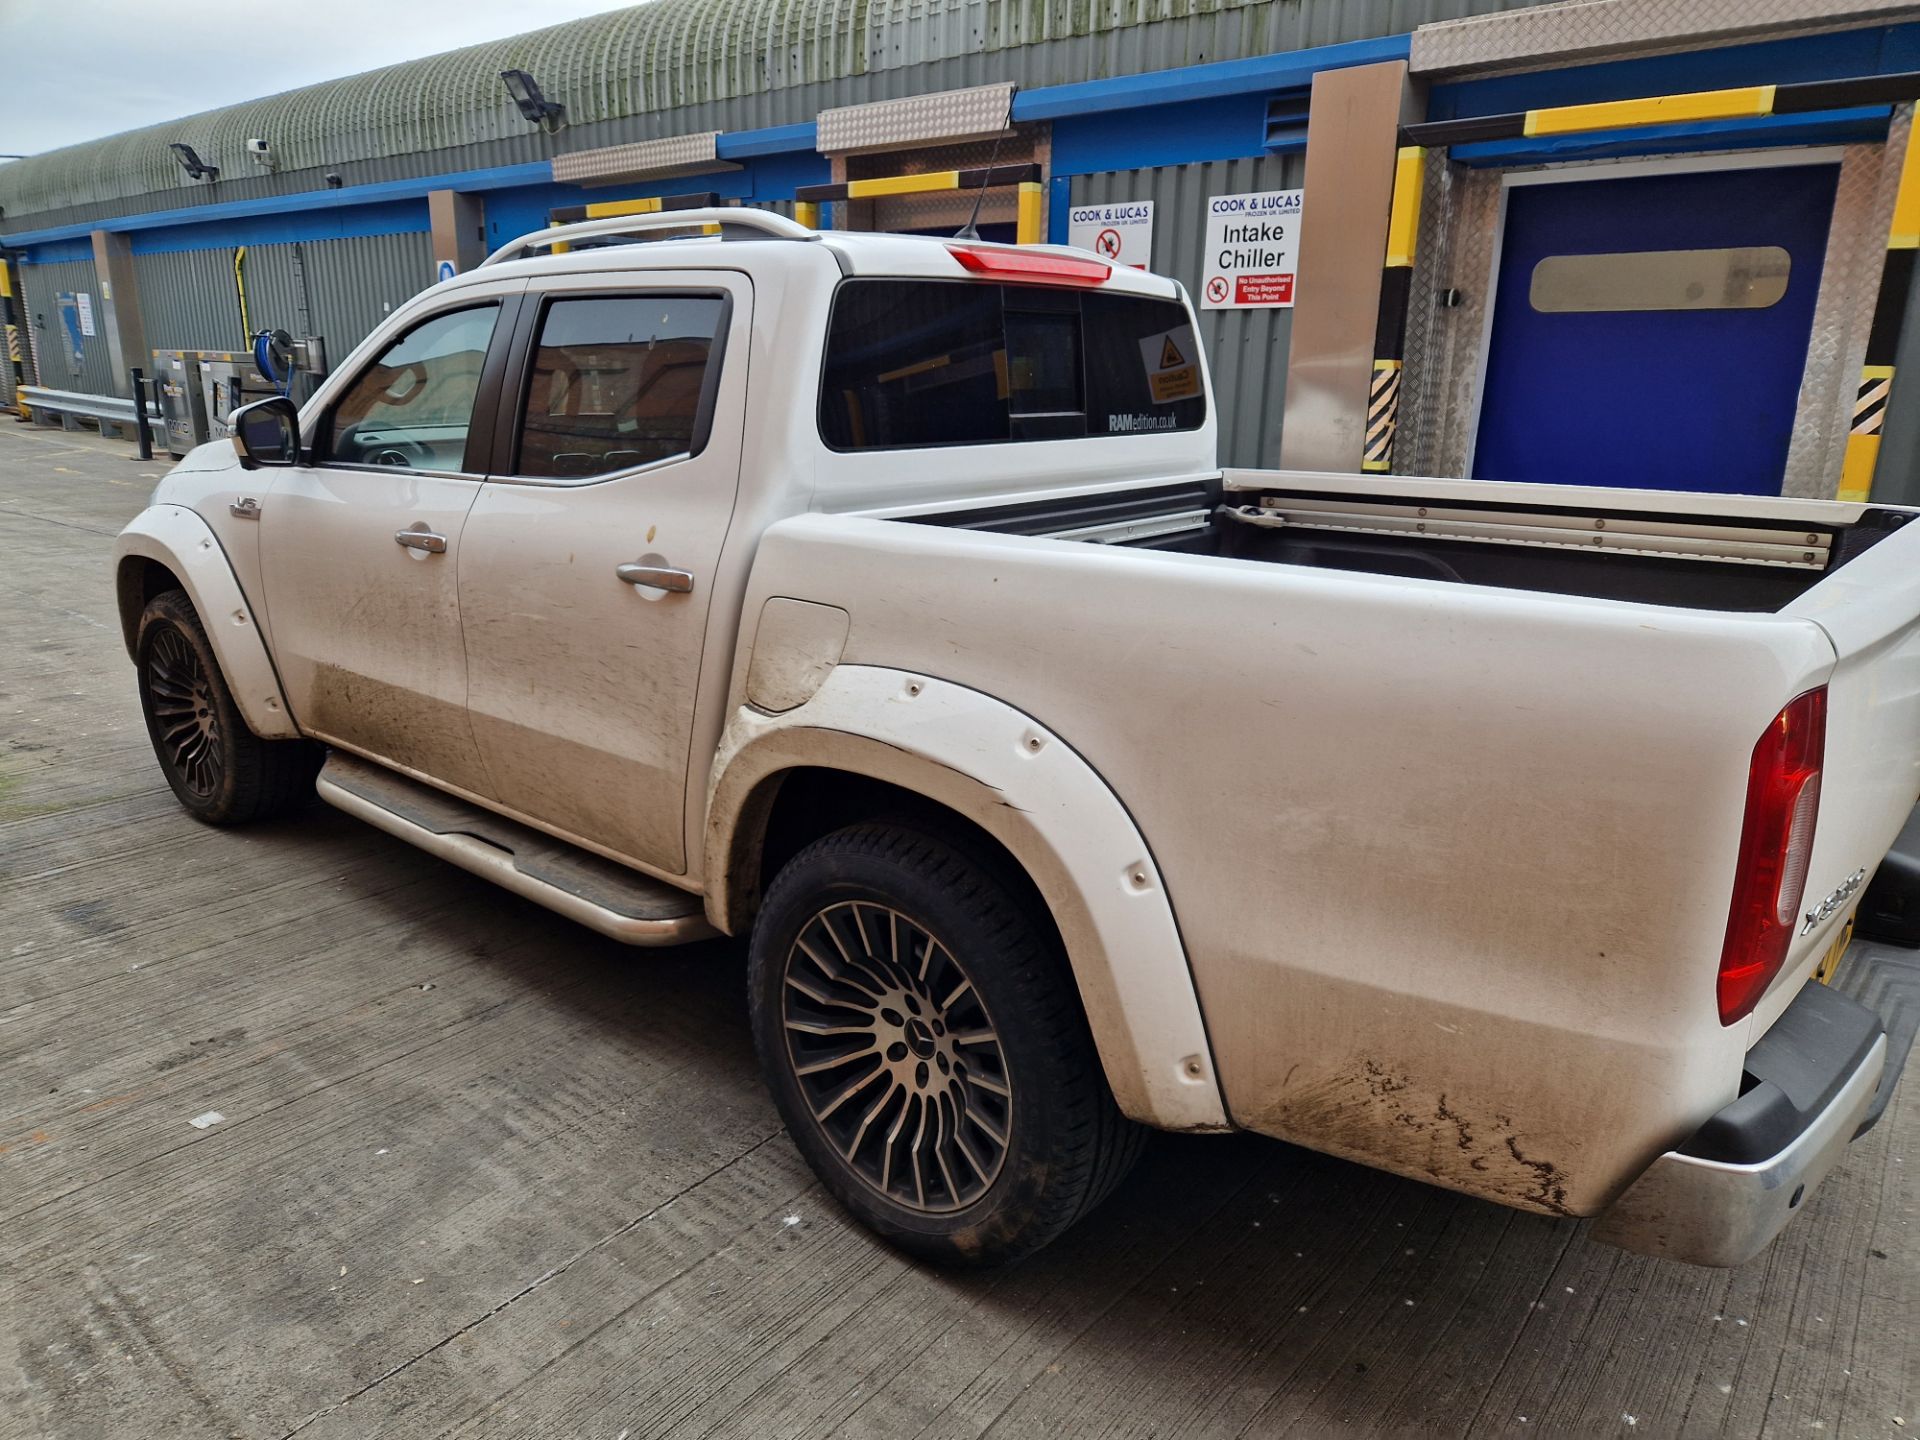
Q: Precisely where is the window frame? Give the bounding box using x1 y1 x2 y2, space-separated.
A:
493 285 734 488
313 296 521 478
814 276 1208 454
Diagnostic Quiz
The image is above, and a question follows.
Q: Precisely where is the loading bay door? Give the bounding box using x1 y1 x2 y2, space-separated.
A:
1471 158 1840 495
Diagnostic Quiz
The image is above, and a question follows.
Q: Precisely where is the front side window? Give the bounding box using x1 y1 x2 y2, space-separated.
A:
819 280 1206 450
326 305 499 471
514 294 725 479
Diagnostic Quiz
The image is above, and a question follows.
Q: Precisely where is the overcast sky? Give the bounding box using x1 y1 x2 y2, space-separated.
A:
0 0 641 157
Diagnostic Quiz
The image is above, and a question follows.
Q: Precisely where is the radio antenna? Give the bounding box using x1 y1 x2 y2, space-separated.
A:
953 129 1007 243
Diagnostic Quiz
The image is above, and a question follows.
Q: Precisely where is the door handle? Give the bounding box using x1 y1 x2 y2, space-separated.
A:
616 563 695 594
395 529 448 554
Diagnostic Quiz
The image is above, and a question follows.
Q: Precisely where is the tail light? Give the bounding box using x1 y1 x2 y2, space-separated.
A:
1717 687 1827 1025
947 245 1111 287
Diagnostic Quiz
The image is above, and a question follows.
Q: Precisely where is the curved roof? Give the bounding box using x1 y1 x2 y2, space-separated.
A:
0 0 1295 221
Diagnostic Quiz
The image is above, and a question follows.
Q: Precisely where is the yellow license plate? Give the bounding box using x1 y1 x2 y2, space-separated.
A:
1812 914 1855 985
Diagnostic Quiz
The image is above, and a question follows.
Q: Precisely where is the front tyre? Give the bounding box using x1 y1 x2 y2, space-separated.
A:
748 823 1145 1266
135 589 321 825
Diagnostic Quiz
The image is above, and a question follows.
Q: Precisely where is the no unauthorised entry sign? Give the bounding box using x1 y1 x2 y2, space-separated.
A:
1068 201 1154 269
1200 189 1303 310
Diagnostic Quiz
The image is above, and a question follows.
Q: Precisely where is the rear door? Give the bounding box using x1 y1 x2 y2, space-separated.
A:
458 271 751 874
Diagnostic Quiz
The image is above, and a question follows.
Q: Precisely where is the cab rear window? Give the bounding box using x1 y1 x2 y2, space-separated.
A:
819 279 1205 450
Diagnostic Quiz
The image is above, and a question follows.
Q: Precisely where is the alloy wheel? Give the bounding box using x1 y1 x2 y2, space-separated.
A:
781 901 1013 1213
146 626 224 799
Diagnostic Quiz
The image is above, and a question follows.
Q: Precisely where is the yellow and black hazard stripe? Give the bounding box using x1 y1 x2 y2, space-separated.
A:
1842 133 1920 502
1015 179 1044 247
1363 145 1425 474
545 193 724 252
1846 361 1896 501
797 164 1047 244
797 163 1041 206
0 254 27 414
547 192 720 225
1365 361 1403 471
1404 71 1920 149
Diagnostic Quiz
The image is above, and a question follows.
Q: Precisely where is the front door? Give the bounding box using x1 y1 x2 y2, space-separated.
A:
1472 160 1839 494
261 299 513 796
459 273 750 874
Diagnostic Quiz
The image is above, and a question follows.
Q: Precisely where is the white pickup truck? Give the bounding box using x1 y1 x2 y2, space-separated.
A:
113 209 1917 1267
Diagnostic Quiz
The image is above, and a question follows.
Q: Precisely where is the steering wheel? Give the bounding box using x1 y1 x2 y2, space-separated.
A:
378 360 433 408
359 433 437 468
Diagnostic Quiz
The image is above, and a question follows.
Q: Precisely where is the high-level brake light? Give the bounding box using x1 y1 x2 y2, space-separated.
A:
946 245 1111 287
1717 687 1827 1025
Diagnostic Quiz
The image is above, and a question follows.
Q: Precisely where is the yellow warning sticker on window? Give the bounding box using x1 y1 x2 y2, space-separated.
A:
1149 365 1198 404
1138 324 1201 406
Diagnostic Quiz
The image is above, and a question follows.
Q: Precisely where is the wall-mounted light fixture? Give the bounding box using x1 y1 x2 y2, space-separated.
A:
500 70 566 131
168 142 218 182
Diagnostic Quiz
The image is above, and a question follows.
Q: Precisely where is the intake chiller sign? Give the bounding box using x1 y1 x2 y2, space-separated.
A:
1200 189 1304 310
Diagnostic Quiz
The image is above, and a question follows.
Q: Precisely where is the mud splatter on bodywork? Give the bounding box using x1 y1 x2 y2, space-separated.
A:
1254 1059 1577 1217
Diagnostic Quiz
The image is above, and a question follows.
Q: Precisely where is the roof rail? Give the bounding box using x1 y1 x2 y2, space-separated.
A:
479 208 815 267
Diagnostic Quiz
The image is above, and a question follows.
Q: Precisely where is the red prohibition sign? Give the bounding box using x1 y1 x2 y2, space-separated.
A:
1095 227 1124 258
1205 275 1230 303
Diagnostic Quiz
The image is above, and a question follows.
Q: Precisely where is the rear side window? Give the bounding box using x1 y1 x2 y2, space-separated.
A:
515 294 725 479
819 280 1205 450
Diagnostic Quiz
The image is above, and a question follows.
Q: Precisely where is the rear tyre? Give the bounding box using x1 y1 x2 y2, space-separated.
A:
748 822 1146 1266
135 589 321 825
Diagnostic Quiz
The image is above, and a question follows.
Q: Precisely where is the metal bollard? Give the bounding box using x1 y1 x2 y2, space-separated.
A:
130 367 153 462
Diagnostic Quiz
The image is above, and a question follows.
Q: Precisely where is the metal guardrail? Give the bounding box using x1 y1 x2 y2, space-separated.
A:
18 385 166 444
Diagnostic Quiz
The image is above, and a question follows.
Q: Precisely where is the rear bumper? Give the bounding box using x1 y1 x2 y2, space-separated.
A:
1592 980 1896 1267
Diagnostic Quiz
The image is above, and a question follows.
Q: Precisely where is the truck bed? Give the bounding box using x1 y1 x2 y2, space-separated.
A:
900 468 1917 614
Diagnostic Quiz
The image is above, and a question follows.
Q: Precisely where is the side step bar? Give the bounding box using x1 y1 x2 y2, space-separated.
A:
316 752 716 946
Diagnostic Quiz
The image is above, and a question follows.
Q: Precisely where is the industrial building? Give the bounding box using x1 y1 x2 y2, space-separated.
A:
7 0 1920 502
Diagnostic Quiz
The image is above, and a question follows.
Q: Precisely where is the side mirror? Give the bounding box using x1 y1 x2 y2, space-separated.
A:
229 395 301 469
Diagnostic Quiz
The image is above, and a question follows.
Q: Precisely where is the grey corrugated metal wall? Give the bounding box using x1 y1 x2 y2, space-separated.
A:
285 233 436 357
1074 152 1304 470
16 256 119 397
136 248 246 353
134 232 435 371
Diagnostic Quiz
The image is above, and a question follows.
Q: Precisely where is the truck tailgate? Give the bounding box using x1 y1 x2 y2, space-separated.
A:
1766 517 1920 1032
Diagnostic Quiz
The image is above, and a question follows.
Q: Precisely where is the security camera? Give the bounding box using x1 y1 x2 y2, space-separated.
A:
246 138 273 167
